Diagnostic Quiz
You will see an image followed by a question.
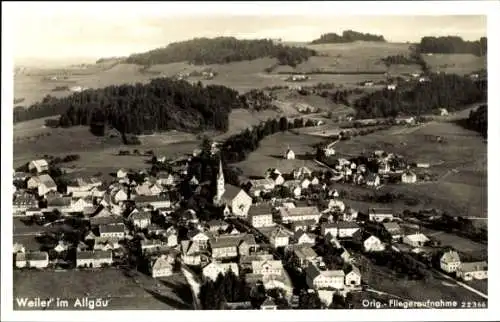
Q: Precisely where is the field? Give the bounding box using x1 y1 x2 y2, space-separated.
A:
13 269 193 310
422 54 486 75
234 131 325 177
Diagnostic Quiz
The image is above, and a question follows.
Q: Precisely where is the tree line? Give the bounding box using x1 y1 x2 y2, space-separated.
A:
419 36 487 56
198 270 252 309
353 74 486 118
14 78 246 136
464 104 487 138
310 30 386 44
123 37 317 67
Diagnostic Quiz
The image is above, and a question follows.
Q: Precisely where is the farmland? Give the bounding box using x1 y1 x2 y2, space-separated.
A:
13 269 193 310
422 54 486 75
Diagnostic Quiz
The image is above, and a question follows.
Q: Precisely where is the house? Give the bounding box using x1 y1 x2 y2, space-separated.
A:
99 223 125 239
189 176 199 186
293 229 316 245
251 260 284 277
387 84 397 91
210 236 240 259
134 195 171 210
327 199 345 212
401 170 417 184
368 208 394 222
67 178 102 194
268 172 285 186
293 167 312 180
260 297 278 310
306 263 345 290
343 207 358 221
403 233 430 248
248 178 276 197
206 220 229 233
268 227 292 248
150 255 174 278
248 204 274 228
128 211 152 229
180 240 203 266
116 168 128 179
89 208 122 226
344 265 362 288
382 222 403 240
188 230 211 249
156 173 176 186
377 162 391 175
300 178 312 190
13 242 26 254
111 188 128 204
439 108 449 116
141 238 170 254
28 159 49 174
416 163 430 169
70 197 94 213
365 174 381 187
292 245 318 268
53 240 70 253
45 195 71 211
84 231 97 241
202 262 239 281
94 238 121 252
283 180 302 197
164 229 179 247
27 174 57 196
76 250 113 268
440 251 461 273
279 206 321 223
15 251 49 269
363 235 385 252
456 262 488 281
13 193 38 212
290 219 317 232
238 234 258 256
321 222 360 238
284 148 295 160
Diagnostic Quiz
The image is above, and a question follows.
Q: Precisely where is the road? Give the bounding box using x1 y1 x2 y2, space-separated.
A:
181 264 201 309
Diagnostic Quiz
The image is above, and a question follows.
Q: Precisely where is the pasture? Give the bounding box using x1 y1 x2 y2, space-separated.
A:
13 269 193 310
234 131 325 177
422 54 486 75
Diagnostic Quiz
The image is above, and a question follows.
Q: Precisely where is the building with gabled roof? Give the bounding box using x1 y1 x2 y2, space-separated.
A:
279 206 321 223
15 251 49 268
27 174 57 196
248 204 274 228
28 159 49 174
456 261 487 281
76 250 113 268
305 262 345 290
440 250 461 273
368 208 394 222
150 255 174 278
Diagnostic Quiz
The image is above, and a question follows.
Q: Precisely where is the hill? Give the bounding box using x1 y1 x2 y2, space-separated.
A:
14 78 247 135
310 30 386 45
123 37 317 67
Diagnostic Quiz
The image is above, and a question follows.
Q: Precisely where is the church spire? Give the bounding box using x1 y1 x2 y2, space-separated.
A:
214 158 225 205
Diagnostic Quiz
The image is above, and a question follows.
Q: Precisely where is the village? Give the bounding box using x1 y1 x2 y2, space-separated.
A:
12 134 488 310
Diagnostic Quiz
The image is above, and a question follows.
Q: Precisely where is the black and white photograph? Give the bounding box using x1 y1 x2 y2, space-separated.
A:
1 1 498 321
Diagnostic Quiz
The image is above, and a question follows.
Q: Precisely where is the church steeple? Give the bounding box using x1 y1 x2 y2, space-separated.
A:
214 159 225 205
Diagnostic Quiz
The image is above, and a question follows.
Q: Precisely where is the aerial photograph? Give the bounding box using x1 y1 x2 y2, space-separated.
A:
9 9 487 311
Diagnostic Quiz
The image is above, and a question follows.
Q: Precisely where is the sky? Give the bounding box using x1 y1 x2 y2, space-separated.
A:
7 3 487 66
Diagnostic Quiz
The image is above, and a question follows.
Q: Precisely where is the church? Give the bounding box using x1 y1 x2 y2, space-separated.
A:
213 160 253 218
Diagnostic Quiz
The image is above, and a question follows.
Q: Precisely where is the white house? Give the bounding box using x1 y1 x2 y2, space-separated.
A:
128 211 152 229
76 250 113 268
202 262 239 281
28 159 49 174
251 260 283 277
268 172 285 186
284 149 295 160
403 233 430 248
292 245 318 268
387 84 397 91
150 255 174 278
300 178 312 190
269 227 292 248
248 204 275 228
368 208 394 222
279 206 321 223
180 240 202 266
456 262 487 281
440 251 461 273
116 168 128 179
363 235 385 252
401 170 417 184
293 229 316 245
306 263 345 290
321 222 360 239
27 174 57 196
327 199 346 212
99 223 126 239
15 251 49 269
344 265 362 288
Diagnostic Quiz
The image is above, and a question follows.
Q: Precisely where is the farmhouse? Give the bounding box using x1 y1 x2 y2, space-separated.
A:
28 159 49 174
279 206 321 223
27 174 57 196
248 204 275 228
440 250 461 273
306 263 345 290
15 251 49 269
456 261 488 281
284 148 295 160
76 250 113 268
202 262 239 281
150 255 174 278
363 235 385 252
403 233 430 248
401 170 417 184
368 208 394 222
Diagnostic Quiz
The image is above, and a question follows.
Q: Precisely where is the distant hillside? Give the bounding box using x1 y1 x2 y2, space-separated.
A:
123 37 317 67
419 36 487 56
14 78 248 135
310 30 386 44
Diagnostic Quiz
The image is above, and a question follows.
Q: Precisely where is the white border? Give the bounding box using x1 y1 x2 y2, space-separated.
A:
2 1 499 321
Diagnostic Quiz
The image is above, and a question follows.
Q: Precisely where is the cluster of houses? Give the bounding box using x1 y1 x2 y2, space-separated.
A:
12 153 487 309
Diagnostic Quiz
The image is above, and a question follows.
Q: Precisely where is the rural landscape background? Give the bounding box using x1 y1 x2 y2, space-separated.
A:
11 13 487 311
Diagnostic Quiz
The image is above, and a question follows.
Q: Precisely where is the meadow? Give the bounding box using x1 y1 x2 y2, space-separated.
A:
422 53 486 75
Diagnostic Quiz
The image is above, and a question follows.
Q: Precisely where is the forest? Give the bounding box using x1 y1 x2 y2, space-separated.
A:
465 104 487 138
419 36 487 56
14 78 246 135
353 74 487 118
310 30 386 44
123 37 317 67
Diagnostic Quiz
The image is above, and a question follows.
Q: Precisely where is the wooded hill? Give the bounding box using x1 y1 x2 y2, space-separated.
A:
310 30 386 44
123 37 317 67
419 36 487 56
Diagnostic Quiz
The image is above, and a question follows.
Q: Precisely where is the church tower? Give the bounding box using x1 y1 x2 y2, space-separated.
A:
214 159 225 205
